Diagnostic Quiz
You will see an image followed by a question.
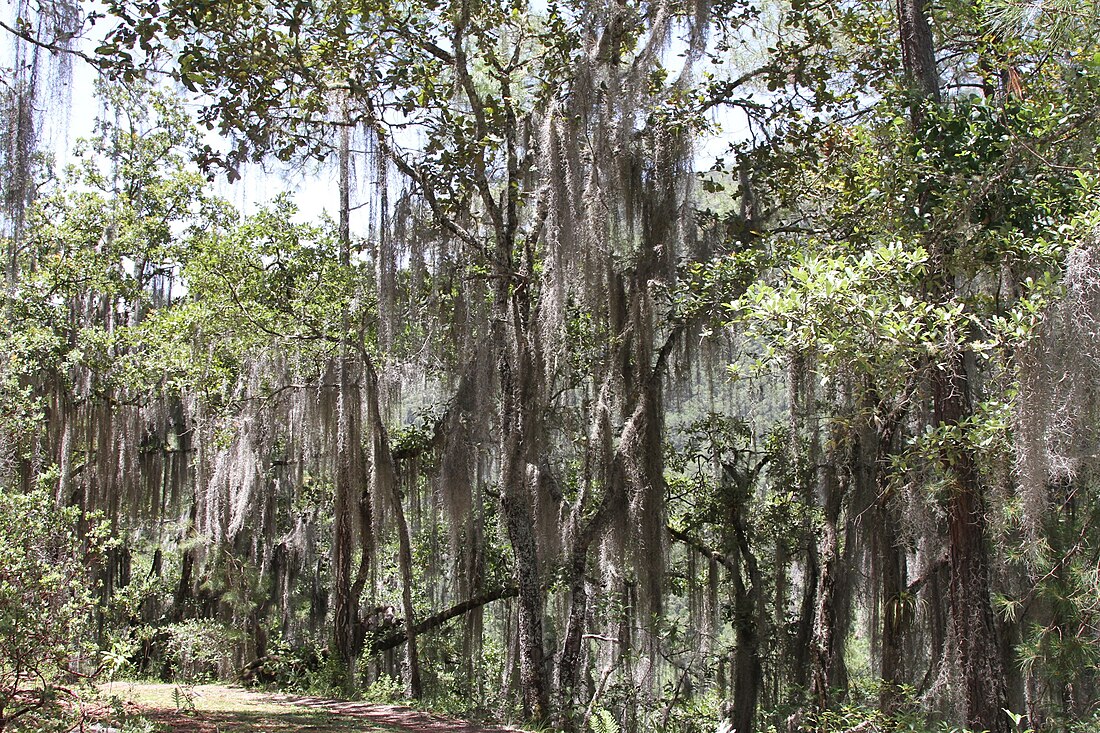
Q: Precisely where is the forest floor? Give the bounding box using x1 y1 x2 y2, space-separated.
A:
93 683 527 733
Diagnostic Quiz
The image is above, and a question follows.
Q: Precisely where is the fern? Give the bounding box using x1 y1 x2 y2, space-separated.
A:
589 708 619 733
172 684 197 714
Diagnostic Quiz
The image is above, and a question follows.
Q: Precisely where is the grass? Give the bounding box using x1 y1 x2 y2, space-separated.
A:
95 682 403 732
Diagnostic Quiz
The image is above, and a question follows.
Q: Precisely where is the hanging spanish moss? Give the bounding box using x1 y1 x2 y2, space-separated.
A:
1016 229 1100 541
1 0 79 280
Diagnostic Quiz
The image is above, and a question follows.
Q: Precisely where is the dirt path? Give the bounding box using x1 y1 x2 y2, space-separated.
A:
258 692 522 733
98 683 526 733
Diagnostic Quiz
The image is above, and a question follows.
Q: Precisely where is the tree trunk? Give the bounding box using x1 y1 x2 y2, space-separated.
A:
810 458 848 711
557 544 590 730
896 0 940 107
558 429 638 731
450 1 551 711
729 542 762 733
390 473 422 698
330 109 359 692
495 288 549 721
877 508 907 710
871 415 908 712
936 360 1010 733
358 349 423 700
895 3 1010 730
727 466 764 733
331 384 358 690
499 431 549 722
369 585 519 654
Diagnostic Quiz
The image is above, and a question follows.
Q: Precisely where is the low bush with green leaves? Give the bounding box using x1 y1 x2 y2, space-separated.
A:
163 619 239 682
0 485 99 731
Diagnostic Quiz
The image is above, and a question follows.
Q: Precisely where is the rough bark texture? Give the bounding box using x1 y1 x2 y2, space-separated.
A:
896 0 941 105
495 273 549 723
369 586 520 654
500 446 548 722
895 2 1010 729
810 458 848 711
331 115 360 691
730 518 763 733
331 375 359 689
871 417 908 711
935 361 1010 733
390 469 422 699
365 359 422 699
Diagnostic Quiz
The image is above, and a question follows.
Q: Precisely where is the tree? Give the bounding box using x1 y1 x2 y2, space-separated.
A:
666 414 776 733
725 1 1100 729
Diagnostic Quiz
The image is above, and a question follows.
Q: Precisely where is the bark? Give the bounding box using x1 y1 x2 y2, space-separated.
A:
697 461 766 733
877 507 907 710
913 558 949 698
331 491 358 689
493 132 549 726
936 359 1010 733
441 4 550 717
792 547 819 690
390 474 422 698
667 522 749 723
494 270 548 721
499 435 549 722
557 544 592 729
363 359 422 699
173 545 194 620
895 2 1010 729
896 0 940 108
730 518 764 733
667 526 736 574
558 315 666 730
810 458 848 711
369 586 519 654
870 414 908 711
330 110 359 690
786 353 816 694
172 500 199 622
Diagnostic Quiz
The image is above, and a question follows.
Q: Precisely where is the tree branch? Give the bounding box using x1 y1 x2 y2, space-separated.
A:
366 585 519 654
0 18 98 67
666 525 736 573
906 554 949 596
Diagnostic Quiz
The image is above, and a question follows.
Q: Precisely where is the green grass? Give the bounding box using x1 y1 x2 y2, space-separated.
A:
96 682 404 732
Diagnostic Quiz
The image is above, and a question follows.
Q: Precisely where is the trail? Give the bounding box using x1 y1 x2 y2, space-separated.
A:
99 683 525 733
259 691 522 733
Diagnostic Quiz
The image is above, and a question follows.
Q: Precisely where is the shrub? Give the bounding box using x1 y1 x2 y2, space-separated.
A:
163 619 239 682
0 486 98 731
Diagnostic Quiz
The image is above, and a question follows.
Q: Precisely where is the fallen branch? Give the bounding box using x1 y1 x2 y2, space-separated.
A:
367 585 518 654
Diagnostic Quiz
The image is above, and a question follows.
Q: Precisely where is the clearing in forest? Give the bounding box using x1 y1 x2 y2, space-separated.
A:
95 683 524 733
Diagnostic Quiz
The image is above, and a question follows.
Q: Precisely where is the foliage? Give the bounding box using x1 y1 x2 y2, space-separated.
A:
170 684 196 714
163 620 240 683
657 689 723 733
141 194 369 402
0 485 99 732
101 695 162 733
241 635 325 692
589 707 620 733
363 674 406 704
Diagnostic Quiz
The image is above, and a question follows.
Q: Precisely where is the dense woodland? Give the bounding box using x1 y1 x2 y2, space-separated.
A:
3 0 1100 731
